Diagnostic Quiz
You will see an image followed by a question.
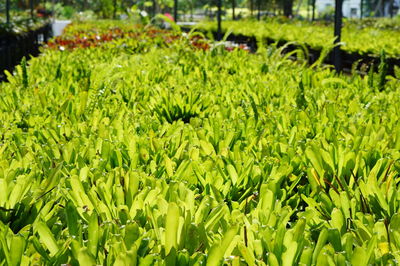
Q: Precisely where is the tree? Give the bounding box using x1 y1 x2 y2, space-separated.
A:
282 0 293 16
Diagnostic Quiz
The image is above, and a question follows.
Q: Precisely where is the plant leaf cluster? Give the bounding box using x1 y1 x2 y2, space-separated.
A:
0 21 400 265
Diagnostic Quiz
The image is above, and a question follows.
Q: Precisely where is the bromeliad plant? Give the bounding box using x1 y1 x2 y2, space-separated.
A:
47 22 180 50
0 20 400 265
46 21 247 53
196 19 400 59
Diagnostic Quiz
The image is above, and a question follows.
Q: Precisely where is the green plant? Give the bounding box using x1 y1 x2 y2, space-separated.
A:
1 20 400 265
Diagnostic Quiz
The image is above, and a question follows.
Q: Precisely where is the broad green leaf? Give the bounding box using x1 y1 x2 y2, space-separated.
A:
207 226 238 266
165 202 180 255
78 247 96 265
10 235 25 266
88 212 99 258
36 221 59 256
227 164 238 185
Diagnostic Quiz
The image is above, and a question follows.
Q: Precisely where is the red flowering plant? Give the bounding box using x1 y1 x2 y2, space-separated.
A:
46 21 249 53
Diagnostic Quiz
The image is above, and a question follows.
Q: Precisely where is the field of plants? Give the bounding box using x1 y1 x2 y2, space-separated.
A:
1 20 400 265
197 19 400 58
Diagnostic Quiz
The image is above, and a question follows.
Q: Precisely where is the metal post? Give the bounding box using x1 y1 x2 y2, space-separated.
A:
390 0 394 17
113 0 117 18
30 0 34 19
174 0 178 21
217 0 222 40
360 0 363 18
257 0 261 20
232 0 235 20
217 0 222 41
51 0 55 23
6 0 10 24
333 0 343 72
311 0 315 21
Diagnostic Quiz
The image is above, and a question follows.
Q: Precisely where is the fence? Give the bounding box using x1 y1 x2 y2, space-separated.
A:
0 23 53 81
